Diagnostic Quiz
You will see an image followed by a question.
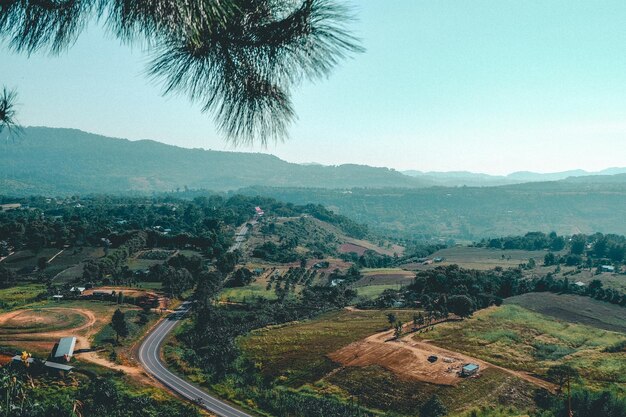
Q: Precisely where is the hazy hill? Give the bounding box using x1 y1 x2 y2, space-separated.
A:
0 127 430 194
403 167 626 187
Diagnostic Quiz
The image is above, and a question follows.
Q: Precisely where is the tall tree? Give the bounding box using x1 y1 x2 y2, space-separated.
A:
111 308 129 343
0 1 362 144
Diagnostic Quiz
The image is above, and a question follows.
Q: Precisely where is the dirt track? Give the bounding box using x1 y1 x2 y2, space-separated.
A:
329 322 556 392
0 307 152 383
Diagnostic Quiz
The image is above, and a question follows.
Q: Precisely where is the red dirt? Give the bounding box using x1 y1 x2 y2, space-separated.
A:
0 306 155 385
328 322 556 392
338 243 369 256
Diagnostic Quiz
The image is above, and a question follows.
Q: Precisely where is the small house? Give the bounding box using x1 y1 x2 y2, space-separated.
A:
11 356 73 375
70 287 86 295
601 265 615 273
43 361 74 375
461 363 479 377
52 294 64 302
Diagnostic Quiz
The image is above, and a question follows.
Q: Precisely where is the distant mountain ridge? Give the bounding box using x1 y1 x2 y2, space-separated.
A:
1 127 624 196
0 127 431 195
403 167 626 186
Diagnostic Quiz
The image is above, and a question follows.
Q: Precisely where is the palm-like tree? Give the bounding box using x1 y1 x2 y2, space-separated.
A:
0 87 22 138
0 1 362 145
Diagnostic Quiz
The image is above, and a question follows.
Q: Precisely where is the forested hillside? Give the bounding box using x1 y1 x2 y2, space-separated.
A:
238 181 626 239
0 127 428 194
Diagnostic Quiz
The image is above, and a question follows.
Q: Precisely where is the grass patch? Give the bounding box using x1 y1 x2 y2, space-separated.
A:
320 365 534 415
418 304 626 389
0 308 87 334
219 282 277 302
239 308 421 387
353 284 399 300
0 284 47 310
93 309 150 347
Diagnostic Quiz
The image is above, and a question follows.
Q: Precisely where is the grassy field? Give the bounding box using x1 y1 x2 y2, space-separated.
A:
405 247 550 271
349 268 414 300
0 284 47 310
0 299 141 357
505 293 626 333
239 309 421 387
219 283 278 302
417 303 626 390
353 284 399 300
239 307 541 415
2 248 62 270
559 269 626 293
0 308 88 335
322 365 534 415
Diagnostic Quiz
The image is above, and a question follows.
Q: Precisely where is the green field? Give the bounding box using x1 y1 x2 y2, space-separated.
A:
417 304 626 390
239 308 540 415
353 284 399 300
407 247 551 271
323 365 534 415
0 284 47 310
0 308 88 335
219 282 278 302
239 309 421 387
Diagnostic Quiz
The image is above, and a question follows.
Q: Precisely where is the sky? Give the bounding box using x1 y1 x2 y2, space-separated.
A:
1 0 626 175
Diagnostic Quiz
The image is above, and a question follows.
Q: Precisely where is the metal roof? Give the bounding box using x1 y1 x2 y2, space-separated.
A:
53 337 76 358
44 361 74 371
463 364 479 371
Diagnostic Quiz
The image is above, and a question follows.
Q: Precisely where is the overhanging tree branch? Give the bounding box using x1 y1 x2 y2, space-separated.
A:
0 0 363 145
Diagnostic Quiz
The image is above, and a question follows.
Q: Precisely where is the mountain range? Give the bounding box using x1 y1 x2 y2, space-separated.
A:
0 127 428 195
402 168 626 186
1 127 625 196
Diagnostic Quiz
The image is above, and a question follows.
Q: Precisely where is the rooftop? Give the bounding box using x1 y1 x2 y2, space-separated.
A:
463 364 479 371
53 337 76 358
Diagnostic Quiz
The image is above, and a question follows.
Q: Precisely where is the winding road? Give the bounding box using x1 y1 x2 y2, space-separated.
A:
138 302 253 417
138 218 257 416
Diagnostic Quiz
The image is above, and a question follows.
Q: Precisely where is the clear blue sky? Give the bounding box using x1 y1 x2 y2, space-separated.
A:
2 0 626 175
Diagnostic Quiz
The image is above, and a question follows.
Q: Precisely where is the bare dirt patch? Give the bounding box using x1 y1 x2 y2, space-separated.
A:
0 307 97 353
328 323 556 392
329 326 480 386
338 243 369 256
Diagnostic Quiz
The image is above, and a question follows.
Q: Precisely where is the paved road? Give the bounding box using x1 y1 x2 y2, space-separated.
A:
228 218 257 252
138 302 253 417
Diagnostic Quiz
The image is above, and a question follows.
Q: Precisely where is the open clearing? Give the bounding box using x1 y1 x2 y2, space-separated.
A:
0 305 98 356
0 300 149 381
239 308 421 387
403 247 548 270
356 268 415 287
329 321 555 391
506 292 626 333
0 284 46 310
239 308 540 415
416 303 626 389
350 268 415 299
